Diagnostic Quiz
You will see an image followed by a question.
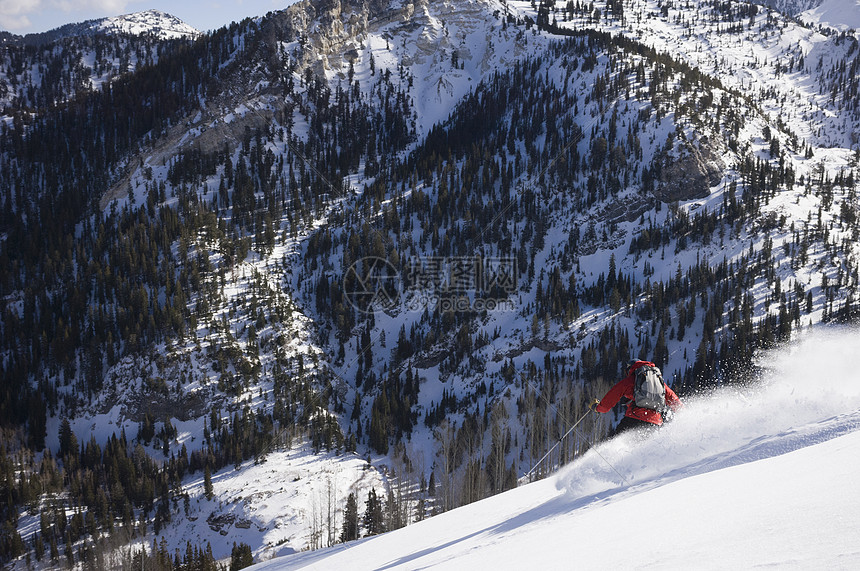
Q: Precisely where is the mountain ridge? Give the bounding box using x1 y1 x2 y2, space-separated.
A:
0 0 859 566
3 9 199 46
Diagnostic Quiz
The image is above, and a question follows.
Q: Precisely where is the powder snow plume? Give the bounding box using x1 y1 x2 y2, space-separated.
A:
556 326 860 499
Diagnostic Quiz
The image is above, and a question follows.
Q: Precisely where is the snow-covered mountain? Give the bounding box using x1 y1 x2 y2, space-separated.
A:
798 0 860 31
0 10 198 112
9 9 200 45
1 0 860 567
94 9 201 40
757 0 823 18
253 327 860 569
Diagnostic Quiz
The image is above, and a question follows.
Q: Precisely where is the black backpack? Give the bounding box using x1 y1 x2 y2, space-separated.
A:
633 365 666 411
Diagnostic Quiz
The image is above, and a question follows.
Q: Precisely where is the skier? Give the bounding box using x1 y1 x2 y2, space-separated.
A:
590 359 682 435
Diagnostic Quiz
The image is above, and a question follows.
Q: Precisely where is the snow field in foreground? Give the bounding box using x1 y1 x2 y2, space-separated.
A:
256 326 860 570
558 326 860 499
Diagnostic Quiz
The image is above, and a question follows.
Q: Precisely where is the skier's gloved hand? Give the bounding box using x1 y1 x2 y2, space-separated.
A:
589 398 600 412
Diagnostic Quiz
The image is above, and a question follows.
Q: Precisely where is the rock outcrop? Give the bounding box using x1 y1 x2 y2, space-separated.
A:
656 137 725 202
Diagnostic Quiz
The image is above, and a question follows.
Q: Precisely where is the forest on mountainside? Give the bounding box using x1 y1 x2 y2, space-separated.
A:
1 0 859 565
299 24 858 495
0 1 429 559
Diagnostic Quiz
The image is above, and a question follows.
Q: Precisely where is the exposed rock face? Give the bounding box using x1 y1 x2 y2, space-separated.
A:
286 0 410 73
600 194 652 225
656 137 725 202
756 0 821 17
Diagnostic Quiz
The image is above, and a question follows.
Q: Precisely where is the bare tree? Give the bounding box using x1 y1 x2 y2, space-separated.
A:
308 495 322 550
487 401 510 493
326 474 337 547
434 420 457 511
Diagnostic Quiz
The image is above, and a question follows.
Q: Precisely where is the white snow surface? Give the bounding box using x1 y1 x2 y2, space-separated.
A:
97 9 200 40
254 327 860 569
799 0 860 30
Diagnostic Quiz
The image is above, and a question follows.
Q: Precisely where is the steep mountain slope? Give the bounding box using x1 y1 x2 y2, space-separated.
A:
0 10 199 112
511 0 860 148
254 328 860 569
757 0 822 17
91 10 201 40
1 0 859 567
9 9 200 45
294 0 860 484
798 0 860 30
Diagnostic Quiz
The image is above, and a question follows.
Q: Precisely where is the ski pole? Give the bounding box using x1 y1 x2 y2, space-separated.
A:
524 408 593 481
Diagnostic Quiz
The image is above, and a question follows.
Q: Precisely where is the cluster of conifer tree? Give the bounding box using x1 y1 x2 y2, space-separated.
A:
1 0 859 564
0 27 192 113
295 11 860 514
0 0 428 561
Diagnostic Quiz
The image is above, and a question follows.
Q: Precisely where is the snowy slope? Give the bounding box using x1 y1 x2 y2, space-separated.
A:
6 9 200 45
799 0 860 30
509 0 860 149
0 9 198 112
5 0 860 566
253 327 860 569
96 9 200 40
306 0 541 138
760 0 823 16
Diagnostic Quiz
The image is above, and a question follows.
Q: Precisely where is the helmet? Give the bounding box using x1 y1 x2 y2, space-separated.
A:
627 358 641 372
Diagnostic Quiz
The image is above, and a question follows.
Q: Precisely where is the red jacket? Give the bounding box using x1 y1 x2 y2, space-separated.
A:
595 361 682 425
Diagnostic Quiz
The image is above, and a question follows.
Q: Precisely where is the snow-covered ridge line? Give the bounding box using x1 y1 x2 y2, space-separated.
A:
508 0 860 149
6 8 200 45
798 0 860 31
96 9 201 40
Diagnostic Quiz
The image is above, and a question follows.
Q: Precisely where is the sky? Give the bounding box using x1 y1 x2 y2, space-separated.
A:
0 0 301 35
250 327 860 569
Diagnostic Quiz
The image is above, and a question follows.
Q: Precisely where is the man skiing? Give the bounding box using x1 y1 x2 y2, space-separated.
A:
590 359 682 435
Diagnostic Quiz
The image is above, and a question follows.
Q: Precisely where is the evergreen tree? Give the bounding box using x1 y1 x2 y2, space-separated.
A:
363 488 385 536
204 466 214 500
230 542 254 570
340 492 359 542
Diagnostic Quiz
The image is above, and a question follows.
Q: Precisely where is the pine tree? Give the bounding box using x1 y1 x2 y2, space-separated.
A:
363 488 385 536
230 542 254 570
340 493 359 542
204 465 214 500
58 418 76 460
